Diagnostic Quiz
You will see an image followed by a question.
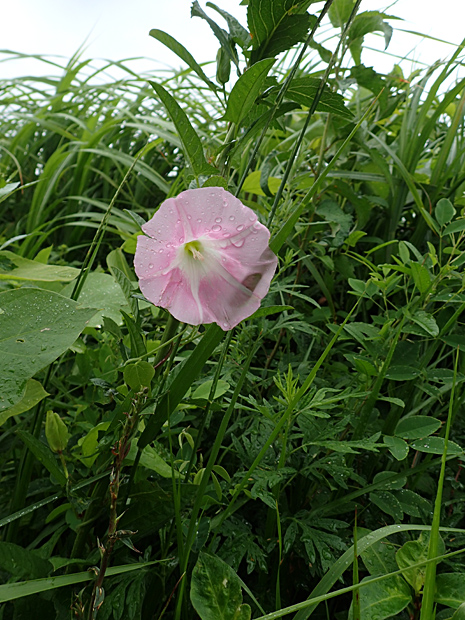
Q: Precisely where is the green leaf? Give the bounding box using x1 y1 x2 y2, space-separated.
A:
149 81 215 177
396 533 441 594
395 489 432 518
328 0 357 27
61 271 129 328
347 11 393 65
369 491 403 520
224 58 275 125
409 310 438 336
124 361 155 392
0 288 97 411
206 3 251 49
126 442 179 479
410 263 432 294
0 541 52 580
410 437 463 456
443 219 465 235
0 379 49 427
248 0 314 61
385 366 420 381
190 552 251 620
250 304 293 319
0 561 158 603
16 430 66 486
202 175 228 189
45 410 69 453
191 1 239 69
283 77 353 119
192 379 230 401
383 436 409 461
0 181 20 203
149 29 217 90
394 416 442 440
0 250 79 282
348 575 411 620
451 603 465 619
435 198 456 227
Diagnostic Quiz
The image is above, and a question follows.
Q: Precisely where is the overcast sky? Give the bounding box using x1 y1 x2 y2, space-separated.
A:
1 1 463 80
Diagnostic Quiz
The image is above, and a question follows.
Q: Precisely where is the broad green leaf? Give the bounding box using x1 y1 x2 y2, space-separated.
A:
395 489 432 518
451 603 465 619
0 181 20 202
242 170 281 196
435 198 456 227
396 533 443 594
348 575 411 620
75 422 110 467
0 288 97 411
0 250 79 282
283 77 353 119
202 175 228 189
409 310 438 336
410 262 432 294
149 29 217 90
0 561 158 603
138 324 224 449
250 304 293 319
369 491 403 520
394 416 441 440
0 541 52 580
0 379 49 426
384 436 409 461
16 430 66 486
385 366 420 381
443 219 465 235
328 0 356 27
358 528 398 576
190 552 251 620
224 58 275 126
347 11 393 65
410 437 463 456
126 443 179 478
61 271 129 327
149 81 215 178
192 379 230 400
248 0 314 61
124 361 155 392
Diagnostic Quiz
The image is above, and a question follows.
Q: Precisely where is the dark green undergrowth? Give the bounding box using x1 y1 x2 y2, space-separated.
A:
1 1 465 619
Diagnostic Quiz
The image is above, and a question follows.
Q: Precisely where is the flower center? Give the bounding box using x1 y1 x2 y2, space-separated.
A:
184 240 204 261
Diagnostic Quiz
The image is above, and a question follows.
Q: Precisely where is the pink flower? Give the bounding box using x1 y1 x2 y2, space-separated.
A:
134 187 278 330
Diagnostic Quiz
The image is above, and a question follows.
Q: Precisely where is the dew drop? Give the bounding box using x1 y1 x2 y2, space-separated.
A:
219 240 228 248
177 219 181 224
212 224 222 232
197 218 202 223
229 215 235 221
148 263 154 269
158 249 164 253
232 239 245 248
215 217 222 223
236 224 245 232
187 214 192 220
249 214 255 221
158 229 162 234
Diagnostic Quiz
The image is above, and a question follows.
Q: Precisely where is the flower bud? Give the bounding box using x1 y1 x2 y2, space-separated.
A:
45 410 69 453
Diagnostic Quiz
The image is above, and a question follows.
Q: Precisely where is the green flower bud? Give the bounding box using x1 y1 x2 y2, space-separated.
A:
45 410 69 453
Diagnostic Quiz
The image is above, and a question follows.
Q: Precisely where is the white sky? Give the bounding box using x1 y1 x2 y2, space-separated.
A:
1 1 464 80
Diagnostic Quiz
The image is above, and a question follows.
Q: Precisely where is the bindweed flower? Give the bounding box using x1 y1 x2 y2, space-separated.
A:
134 187 278 330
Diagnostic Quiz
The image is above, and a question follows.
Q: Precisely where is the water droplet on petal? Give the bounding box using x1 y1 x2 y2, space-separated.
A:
219 240 228 248
249 214 255 221
148 263 154 269
187 215 192 219
236 224 244 232
177 219 181 224
229 215 235 221
232 239 245 248
215 217 222 223
212 224 222 232
197 218 202 223
158 249 164 253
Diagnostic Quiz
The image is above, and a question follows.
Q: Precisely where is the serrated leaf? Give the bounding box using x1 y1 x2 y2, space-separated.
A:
409 310 438 336
150 81 216 177
283 77 352 118
0 289 96 411
224 58 275 125
206 3 251 49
